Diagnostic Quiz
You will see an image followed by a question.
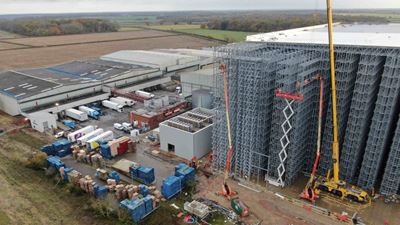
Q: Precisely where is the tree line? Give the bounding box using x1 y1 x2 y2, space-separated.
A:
205 14 389 33
0 18 119 36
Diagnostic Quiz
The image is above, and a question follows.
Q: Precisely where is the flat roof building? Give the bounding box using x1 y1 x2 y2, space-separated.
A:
159 108 214 160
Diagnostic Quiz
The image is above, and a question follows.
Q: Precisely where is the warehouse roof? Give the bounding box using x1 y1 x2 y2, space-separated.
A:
246 23 400 48
100 49 210 71
0 71 60 99
0 60 156 99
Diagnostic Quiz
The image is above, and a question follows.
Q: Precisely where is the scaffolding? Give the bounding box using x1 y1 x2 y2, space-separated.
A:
212 43 400 195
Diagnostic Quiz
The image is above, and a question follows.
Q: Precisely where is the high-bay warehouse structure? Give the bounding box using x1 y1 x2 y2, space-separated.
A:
0 49 212 132
212 23 400 196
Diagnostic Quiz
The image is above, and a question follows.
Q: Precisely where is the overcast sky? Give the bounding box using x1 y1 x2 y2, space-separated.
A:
0 0 399 15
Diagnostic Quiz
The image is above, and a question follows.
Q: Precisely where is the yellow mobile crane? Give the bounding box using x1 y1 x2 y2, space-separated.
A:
312 0 370 204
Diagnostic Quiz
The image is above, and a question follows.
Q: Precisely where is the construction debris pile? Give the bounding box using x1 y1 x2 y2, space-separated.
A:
212 42 400 196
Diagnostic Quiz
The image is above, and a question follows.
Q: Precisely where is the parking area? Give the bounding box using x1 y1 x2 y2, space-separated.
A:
59 89 186 189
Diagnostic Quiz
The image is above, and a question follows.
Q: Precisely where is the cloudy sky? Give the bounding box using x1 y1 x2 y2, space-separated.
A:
0 0 399 14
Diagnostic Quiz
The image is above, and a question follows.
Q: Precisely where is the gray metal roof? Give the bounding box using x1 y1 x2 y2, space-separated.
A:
247 23 400 48
0 71 60 99
0 60 156 100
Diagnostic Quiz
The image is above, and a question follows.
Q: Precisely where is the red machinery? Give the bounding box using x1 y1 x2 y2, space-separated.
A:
217 64 238 199
299 75 324 202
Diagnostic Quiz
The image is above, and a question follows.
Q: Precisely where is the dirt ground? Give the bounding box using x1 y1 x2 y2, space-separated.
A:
0 30 219 70
0 42 24 50
0 35 217 70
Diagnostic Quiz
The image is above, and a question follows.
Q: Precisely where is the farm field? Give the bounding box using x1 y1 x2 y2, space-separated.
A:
4 30 173 47
147 24 255 42
0 33 218 70
335 13 400 23
0 42 24 50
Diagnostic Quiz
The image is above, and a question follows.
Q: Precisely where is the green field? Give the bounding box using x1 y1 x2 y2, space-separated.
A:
335 13 400 23
147 24 254 42
179 28 254 42
0 30 21 39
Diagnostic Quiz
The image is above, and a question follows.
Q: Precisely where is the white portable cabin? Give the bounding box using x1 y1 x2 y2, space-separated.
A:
115 96 136 106
102 100 123 112
67 125 95 142
65 108 88 121
77 128 104 145
86 130 114 150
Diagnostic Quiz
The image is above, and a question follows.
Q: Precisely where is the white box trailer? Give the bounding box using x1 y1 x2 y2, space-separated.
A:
102 100 123 112
115 96 136 106
77 128 104 145
68 125 95 142
86 130 114 150
110 97 128 107
135 90 155 99
65 108 88 122
78 106 100 119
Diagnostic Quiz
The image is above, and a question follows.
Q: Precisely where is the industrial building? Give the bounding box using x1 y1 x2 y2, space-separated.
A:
212 23 400 195
180 68 213 97
0 49 212 132
159 108 214 160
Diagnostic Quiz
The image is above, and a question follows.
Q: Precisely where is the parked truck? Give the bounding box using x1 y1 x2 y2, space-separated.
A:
65 108 88 122
102 100 123 113
79 106 101 120
77 128 104 145
67 125 95 142
86 130 114 150
135 90 155 99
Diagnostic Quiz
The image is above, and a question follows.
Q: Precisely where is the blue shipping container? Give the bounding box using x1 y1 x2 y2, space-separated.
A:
41 144 56 156
94 185 108 198
143 196 153 214
161 176 182 199
139 184 149 197
108 171 121 183
100 144 112 159
63 167 73 182
137 166 155 184
175 163 195 185
47 156 65 170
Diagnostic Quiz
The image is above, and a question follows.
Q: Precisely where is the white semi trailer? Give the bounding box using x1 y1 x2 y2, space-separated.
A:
111 96 136 107
135 90 155 99
86 130 114 150
65 108 88 121
67 125 95 142
102 100 123 112
77 128 104 145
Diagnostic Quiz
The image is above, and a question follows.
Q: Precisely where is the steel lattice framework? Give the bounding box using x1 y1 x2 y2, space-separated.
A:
212 42 400 196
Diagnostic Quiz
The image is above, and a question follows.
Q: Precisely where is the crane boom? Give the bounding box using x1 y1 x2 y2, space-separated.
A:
327 0 340 183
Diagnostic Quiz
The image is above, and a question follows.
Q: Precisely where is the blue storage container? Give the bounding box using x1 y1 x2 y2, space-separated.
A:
139 184 149 197
130 165 139 178
175 163 195 185
94 185 108 198
120 199 146 223
100 144 112 159
63 167 73 182
138 166 155 184
161 176 182 199
41 144 55 156
57 148 72 158
108 171 121 183
47 156 65 170
143 196 153 214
